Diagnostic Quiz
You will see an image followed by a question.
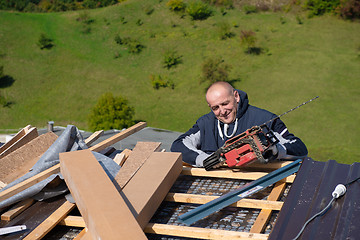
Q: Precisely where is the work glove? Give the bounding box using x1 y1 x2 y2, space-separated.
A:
195 152 210 168
262 143 286 163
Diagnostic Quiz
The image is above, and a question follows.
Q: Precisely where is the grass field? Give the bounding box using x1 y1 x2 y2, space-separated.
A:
0 0 359 164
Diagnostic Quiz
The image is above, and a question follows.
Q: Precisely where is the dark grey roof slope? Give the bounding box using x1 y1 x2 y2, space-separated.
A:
269 158 360 240
39 126 182 152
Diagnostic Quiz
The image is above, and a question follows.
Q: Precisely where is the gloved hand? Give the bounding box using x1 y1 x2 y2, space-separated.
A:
262 144 279 163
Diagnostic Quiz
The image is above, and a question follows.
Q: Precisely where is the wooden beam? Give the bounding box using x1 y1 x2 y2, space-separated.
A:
144 223 269 240
89 122 146 152
250 181 287 233
113 149 132 166
73 228 89 240
0 125 38 159
113 141 161 190
121 151 182 229
165 193 283 210
0 164 60 203
84 130 104 147
1 198 35 221
181 167 295 183
0 180 6 190
60 149 147 240
23 200 75 240
59 218 269 240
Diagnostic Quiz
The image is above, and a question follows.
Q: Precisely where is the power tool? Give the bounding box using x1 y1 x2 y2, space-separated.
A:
203 96 319 171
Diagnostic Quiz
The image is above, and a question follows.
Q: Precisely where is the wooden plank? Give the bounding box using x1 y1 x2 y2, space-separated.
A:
113 149 132 166
0 125 38 159
23 201 75 240
0 164 60 203
89 122 146 152
84 130 104 147
182 167 295 183
144 223 269 240
165 193 283 210
1 198 35 221
73 228 88 240
0 180 6 190
59 218 269 239
250 181 287 233
113 141 161 190
60 149 147 240
121 151 182 229
0 132 58 184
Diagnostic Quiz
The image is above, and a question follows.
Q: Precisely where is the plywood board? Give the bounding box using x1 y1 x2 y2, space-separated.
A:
60 149 147 240
0 132 58 184
0 125 38 159
113 141 161 190
121 151 182 229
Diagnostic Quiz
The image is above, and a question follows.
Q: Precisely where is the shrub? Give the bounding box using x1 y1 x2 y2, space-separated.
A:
114 35 145 54
186 1 213 20
303 0 340 17
203 0 234 9
37 33 54 50
0 65 3 79
200 57 232 84
167 0 186 12
163 50 182 69
150 74 175 89
88 92 135 131
240 30 263 54
218 21 235 40
336 0 360 20
243 5 258 14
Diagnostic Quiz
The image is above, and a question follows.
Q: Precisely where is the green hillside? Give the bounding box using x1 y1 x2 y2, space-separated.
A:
0 0 359 164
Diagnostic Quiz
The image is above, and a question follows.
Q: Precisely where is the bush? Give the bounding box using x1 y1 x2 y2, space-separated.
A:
243 5 258 14
303 0 340 17
240 30 263 54
114 35 145 54
163 50 182 69
200 57 232 84
167 0 187 12
203 0 234 9
186 1 213 20
150 74 175 89
37 33 54 50
218 21 235 40
87 92 135 131
336 0 360 20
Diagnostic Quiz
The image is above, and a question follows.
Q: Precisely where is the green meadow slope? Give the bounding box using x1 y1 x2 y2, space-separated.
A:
0 0 359 164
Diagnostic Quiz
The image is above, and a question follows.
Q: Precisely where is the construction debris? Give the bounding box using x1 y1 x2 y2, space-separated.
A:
0 123 305 239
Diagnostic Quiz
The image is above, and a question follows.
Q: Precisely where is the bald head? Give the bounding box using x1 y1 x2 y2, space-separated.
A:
206 81 240 124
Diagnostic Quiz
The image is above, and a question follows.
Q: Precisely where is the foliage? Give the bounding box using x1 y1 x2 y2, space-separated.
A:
87 92 135 131
200 57 232 84
203 0 233 9
239 30 264 54
186 1 213 20
243 5 258 14
0 65 3 79
150 74 175 89
114 35 144 54
37 33 53 49
0 0 121 12
166 0 186 12
303 0 340 17
163 50 182 69
336 0 360 20
217 21 235 40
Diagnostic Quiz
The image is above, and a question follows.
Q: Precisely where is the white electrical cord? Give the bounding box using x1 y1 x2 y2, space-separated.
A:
291 184 347 240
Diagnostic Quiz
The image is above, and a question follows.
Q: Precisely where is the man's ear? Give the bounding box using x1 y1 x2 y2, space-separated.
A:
234 90 240 103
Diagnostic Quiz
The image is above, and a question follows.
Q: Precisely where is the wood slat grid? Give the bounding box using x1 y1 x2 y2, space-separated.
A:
54 161 294 240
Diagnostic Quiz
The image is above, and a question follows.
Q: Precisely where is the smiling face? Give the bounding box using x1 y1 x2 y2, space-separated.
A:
206 82 240 124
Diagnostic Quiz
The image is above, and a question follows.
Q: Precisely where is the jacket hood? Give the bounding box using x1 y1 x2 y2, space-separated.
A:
236 89 249 119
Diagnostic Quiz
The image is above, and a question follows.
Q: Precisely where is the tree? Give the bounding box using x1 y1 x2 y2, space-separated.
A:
87 92 135 131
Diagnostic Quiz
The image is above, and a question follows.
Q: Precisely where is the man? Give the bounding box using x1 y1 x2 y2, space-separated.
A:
171 81 308 167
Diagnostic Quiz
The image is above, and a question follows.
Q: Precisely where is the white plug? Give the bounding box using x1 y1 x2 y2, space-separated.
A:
332 184 346 199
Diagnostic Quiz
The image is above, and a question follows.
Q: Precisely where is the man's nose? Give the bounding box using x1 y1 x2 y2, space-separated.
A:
219 106 226 115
